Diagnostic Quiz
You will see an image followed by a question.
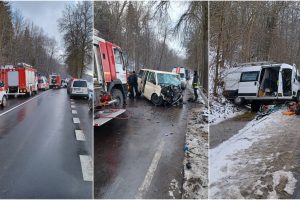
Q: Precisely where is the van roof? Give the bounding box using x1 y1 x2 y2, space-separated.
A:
140 68 178 75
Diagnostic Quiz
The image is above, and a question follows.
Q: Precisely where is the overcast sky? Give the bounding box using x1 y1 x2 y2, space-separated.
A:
9 1 187 59
167 1 189 58
10 1 73 59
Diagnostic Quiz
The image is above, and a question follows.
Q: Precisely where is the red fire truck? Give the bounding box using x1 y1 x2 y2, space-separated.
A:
0 63 38 97
49 74 62 89
93 32 128 126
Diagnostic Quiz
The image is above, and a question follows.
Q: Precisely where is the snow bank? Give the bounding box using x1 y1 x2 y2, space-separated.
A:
182 106 208 199
208 59 247 125
209 109 298 198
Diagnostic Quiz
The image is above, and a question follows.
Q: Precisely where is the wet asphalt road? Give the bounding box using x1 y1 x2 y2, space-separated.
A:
94 90 197 199
0 89 92 198
209 116 251 148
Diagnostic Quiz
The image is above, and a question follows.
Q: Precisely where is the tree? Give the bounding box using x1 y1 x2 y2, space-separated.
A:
58 1 92 78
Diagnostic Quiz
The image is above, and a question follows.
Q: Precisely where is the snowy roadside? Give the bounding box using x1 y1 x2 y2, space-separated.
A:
209 95 246 125
181 83 208 199
208 60 248 125
209 109 299 199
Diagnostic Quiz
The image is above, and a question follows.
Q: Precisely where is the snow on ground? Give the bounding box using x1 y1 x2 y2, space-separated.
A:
182 105 208 199
208 62 247 125
209 109 298 199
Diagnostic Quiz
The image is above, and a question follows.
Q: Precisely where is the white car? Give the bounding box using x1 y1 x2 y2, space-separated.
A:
138 69 183 106
69 79 89 99
0 81 7 108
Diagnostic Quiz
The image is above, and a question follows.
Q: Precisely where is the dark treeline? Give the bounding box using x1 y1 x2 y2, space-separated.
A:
0 2 64 76
210 1 300 95
94 1 208 90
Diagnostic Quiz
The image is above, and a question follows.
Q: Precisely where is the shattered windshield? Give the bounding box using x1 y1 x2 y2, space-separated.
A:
157 73 181 86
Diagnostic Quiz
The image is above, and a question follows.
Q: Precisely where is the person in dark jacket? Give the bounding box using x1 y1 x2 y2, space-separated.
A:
131 71 139 98
128 71 139 98
192 71 199 101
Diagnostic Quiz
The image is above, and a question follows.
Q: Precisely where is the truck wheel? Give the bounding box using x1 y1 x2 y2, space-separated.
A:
234 96 244 105
151 93 163 106
297 92 300 102
251 102 260 112
1 96 7 108
111 89 124 108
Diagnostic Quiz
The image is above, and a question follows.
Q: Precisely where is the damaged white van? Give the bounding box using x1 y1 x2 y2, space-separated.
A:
223 63 300 111
137 69 183 106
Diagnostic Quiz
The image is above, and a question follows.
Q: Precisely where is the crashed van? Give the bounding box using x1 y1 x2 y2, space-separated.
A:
137 69 183 106
223 62 300 111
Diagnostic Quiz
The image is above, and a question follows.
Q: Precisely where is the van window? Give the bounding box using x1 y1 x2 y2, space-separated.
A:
73 81 87 87
147 72 156 84
240 71 259 82
180 73 185 78
138 70 144 78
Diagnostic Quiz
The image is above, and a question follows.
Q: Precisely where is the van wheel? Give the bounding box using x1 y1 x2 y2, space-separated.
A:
251 102 260 112
234 96 244 105
111 89 124 108
151 93 163 106
1 96 7 108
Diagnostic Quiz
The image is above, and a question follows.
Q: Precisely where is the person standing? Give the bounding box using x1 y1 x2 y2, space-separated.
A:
192 70 199 101
127 72 134 98
132 71 139 98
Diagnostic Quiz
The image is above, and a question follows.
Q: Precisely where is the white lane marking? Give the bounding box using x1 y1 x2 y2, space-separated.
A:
75 130 86 141
135 140 165 199
72 110 78 114
71 105 76 108
71 101 75 104
73 117 80 123
79 155 93 181
0 91 49 117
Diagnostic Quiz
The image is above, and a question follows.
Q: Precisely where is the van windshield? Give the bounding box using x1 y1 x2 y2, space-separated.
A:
157 74 181 86
73 81 87 87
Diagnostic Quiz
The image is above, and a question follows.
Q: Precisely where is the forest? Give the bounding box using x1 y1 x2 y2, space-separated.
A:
0 2 63 76
94 1 208 91
210 1 300 95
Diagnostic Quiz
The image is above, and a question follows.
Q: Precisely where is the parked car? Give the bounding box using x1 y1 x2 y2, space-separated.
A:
69 79 89 99
38 76 49 91
137 69 183 106
0 81 7 108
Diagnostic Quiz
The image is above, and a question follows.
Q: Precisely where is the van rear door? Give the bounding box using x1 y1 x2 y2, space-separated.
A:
238 71 260 97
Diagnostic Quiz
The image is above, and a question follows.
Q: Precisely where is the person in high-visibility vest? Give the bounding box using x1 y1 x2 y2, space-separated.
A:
192 70 199 101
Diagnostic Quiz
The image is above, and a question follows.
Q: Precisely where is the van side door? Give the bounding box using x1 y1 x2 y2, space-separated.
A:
238 71 260 98
144 72 156 100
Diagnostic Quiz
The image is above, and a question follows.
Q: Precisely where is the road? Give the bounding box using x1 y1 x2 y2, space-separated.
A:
94 90 198 199
209 112 254 148
0 88 92 198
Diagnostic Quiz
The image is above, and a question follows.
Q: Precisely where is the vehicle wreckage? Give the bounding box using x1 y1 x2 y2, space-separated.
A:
137 69 183 106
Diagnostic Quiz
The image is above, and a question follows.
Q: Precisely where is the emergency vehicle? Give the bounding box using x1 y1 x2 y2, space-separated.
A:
172 67 187 89
93 30 127 126
0 63 38 97
49 74 62 89
38 76 49 90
